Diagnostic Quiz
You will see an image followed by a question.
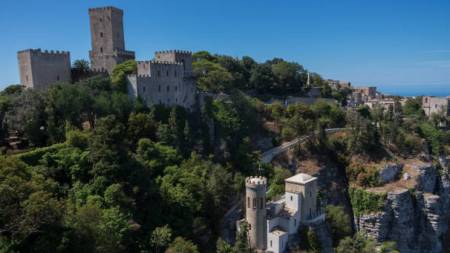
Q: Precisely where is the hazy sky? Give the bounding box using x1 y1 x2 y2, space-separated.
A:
1 0 449 95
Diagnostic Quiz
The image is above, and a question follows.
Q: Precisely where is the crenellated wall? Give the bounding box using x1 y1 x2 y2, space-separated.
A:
17 48 71 90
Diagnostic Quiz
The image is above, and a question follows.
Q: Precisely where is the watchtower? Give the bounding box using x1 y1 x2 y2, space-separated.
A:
88 6 135 73
155 50 193 77
17 49 71 90
284 173 318 221
245 176 267 251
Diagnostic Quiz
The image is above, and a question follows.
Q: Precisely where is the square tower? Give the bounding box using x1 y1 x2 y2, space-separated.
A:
284 173 318 221
155 50 193 77
18 49 71 90
89 6 135 73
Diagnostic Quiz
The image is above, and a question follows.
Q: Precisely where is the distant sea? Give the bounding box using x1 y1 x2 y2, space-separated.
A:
362 84 450 97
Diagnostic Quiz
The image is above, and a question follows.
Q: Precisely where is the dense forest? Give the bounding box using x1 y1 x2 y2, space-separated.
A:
1 51 449 253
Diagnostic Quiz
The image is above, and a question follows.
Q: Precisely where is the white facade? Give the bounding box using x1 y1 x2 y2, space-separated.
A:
241 173 322 253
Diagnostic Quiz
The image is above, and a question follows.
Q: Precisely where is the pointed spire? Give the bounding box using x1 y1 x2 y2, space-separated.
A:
307 72 311 87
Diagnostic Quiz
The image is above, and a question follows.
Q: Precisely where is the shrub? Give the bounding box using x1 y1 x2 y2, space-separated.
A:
349 187 386 216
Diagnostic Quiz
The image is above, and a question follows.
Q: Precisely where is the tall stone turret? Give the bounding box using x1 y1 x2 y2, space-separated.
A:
245 176 267 251
88 6 135 73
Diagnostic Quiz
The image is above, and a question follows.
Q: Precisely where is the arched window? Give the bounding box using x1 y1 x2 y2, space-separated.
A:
253 198 256 209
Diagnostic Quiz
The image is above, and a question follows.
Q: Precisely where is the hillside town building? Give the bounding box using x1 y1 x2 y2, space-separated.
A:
422 96 450 117
239 173 323 253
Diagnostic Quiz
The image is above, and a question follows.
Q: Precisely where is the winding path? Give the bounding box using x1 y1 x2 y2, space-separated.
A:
260 128 348 163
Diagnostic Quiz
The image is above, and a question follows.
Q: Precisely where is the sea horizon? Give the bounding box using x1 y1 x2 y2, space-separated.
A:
356 84 450 97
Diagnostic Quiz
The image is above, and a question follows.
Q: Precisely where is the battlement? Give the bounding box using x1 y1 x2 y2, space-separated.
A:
138 60 183 66
155 50 192 55
18 48 70 56
246 176 267 187
89 6 123 13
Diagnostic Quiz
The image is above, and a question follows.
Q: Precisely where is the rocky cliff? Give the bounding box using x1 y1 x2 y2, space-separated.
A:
355 164 450 253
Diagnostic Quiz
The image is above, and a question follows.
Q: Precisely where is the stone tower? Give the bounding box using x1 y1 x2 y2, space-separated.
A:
17 49 71 90
245 176 267 251
88 6 135 73
285 173 318 221
155 50 193 77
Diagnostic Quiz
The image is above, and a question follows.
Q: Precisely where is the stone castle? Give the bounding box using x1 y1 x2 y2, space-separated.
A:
18 49 71 90
17 6 196 109
239 173 324 253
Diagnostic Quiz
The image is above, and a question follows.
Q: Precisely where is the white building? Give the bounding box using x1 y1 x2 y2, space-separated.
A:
241 173 324 253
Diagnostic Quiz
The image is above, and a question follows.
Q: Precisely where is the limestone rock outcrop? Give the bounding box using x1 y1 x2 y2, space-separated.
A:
355 164 450 253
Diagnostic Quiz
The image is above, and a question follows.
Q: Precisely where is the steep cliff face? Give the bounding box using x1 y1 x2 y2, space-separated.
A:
355 164 450 253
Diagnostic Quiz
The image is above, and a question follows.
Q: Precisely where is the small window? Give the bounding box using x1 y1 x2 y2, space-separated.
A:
167 86 170 92
157 71 161 77
175 86 177 91
168 98 170 103
25 75 28 81
100 47 103 53
260 197 263 209
290 195 293 201
100 32 103 38
56 75 60 81
174 71 177 77
158 85 161 92
143 86 146 92
253 198 256 209
99 18 103 22
270 241 272 247
166 70 169 77
247 197 250 208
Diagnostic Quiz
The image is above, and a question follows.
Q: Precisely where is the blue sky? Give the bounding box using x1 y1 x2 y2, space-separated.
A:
1 0 449 95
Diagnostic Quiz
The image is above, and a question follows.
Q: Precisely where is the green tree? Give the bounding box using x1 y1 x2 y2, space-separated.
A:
150 225 173 253
72 59 91 82
325 205 352 246
166 237 199 253
193 59 233 92
111 60 137 92
234 222 253 253
336 232 376 253
216 238 235 253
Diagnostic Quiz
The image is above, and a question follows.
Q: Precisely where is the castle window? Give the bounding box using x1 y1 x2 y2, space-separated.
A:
247 197 250 208
175 86 177 91
100 32 103 38
260 197 263 209
290 195 293 201
158 85 161 92
270 241 272 247
168 99 170 103
100 47 103 53
167 86 170 92
56 75 60 81
99 18 103 22
158 71 161 77
174 71 177 77
253 198 256 209
143 87 146 92
166 70 169 77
